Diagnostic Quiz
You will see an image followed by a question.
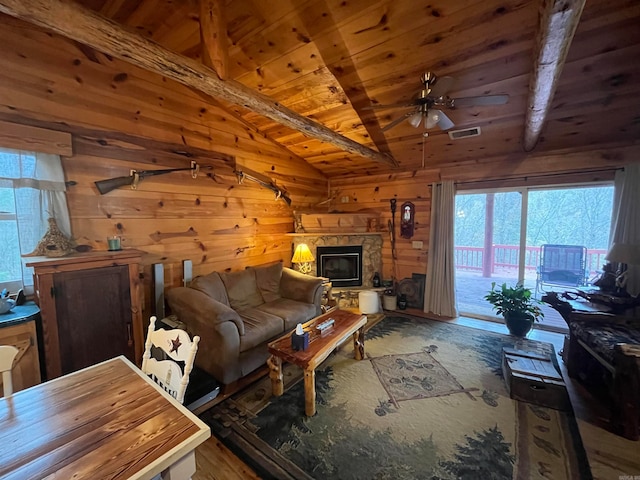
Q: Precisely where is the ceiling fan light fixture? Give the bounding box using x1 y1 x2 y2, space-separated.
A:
375 72 508 133
425 110 440 129
408 112 423 128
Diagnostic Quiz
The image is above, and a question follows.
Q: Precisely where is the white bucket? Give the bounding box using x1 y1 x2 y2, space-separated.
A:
358 290 379 314
382 294 397 311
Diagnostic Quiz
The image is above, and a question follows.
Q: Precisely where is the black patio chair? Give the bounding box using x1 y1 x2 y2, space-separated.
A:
535 244 589 296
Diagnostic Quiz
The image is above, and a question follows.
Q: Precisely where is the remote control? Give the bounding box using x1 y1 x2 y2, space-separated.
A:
316 318 335 331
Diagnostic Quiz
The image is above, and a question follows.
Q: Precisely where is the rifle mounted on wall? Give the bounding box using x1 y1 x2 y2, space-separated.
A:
95 161 210 195
234 169 292 205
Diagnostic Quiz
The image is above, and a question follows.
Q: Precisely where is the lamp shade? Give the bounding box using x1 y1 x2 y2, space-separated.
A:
408 112 423 128
605 242 640 265
292 243 315 264
425 109 440 129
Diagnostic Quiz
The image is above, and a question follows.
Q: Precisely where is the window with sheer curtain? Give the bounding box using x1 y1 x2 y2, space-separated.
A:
0 148 71 296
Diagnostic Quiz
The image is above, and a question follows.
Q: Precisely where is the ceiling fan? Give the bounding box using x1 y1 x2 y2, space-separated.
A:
367 72 509 132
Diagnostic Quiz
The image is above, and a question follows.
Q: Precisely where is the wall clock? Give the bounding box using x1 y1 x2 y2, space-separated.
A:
400 201 415 239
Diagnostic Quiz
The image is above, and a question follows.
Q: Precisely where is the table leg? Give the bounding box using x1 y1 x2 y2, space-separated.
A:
353 327 365 360
161 451 196 480
267 355 284 396
304 368 316 416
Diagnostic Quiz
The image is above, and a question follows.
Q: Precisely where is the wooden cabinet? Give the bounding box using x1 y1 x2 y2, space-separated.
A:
0 303 42 392
26 250 144 379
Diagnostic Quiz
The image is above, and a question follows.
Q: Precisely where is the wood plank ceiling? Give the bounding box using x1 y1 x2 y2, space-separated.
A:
64 0 640 177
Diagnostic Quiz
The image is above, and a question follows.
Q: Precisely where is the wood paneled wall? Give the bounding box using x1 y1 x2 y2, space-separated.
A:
1 14 637 317
329 149 633 286
0 16 327 316
329 170 438 283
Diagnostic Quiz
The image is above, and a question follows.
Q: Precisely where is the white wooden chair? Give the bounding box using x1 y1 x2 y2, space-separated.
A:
0 345 19 397
141 316 200 404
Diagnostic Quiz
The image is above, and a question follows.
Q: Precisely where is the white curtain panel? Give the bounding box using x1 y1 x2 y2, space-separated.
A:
423 180 458 317
0 149 71 293
610 163 640 297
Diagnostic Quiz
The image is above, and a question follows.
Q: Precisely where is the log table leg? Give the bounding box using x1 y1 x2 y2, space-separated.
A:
304 368 316 416
267 355 284 396
353 327 365 360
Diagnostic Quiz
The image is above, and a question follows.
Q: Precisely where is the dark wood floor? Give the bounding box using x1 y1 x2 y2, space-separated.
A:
192 311 640 480
455 269 569 332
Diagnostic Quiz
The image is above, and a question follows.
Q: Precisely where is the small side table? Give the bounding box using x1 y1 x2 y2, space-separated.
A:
0 302 42 392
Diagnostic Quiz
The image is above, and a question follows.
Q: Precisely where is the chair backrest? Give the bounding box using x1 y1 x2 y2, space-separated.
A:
141 316 200 404
539 244 588 285
0 345 19 397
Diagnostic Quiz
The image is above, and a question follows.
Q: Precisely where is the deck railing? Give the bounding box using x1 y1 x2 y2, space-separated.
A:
454 245 607 276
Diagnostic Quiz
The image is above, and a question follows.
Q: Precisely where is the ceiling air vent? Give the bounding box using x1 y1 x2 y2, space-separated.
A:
448 127 481 140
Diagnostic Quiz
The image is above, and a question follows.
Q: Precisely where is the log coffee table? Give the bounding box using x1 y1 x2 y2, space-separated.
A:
267 309 367 416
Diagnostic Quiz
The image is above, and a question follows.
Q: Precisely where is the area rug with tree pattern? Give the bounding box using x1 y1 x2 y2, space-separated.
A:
201 315 591 480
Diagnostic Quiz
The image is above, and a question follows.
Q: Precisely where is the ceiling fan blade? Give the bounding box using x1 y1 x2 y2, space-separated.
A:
451 94 509 107
363 100 420 110
435 110 455 130
382 111 417 132
429 76 455 97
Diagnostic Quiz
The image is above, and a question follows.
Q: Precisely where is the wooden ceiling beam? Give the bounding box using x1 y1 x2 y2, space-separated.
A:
523 0 586 152
0 0 397 167
292 6 394 160
199 0 228 80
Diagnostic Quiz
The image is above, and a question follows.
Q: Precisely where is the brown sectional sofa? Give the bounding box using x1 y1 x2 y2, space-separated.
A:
166 263 324 385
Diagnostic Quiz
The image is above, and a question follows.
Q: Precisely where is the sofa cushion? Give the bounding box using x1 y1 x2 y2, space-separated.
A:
256 298 318 331
239 308 284 352
253 263 283 303
190 272 230 306
220 269 264 311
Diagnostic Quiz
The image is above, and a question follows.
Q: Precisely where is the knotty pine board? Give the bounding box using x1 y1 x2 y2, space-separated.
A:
0 17 324 180
0 16 327 326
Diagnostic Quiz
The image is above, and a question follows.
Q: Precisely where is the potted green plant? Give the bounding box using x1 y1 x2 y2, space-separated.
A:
484 282 544 337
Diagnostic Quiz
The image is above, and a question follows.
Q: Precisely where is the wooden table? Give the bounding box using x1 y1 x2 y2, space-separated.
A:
0 356 210 479
267 309 367 416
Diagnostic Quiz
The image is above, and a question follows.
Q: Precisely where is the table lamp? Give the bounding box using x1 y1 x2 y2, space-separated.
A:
292 243 315 274
605 242 640 292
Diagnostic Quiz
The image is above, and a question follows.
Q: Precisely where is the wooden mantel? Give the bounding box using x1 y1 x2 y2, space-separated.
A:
287 232 383 237
295 212 381 234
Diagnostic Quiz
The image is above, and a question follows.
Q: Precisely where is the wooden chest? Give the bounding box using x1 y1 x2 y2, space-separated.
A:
502 347 570 411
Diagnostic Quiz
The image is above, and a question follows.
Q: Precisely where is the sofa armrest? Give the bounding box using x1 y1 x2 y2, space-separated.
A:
166 287 246 384
166 287 245 335
280 268 324 306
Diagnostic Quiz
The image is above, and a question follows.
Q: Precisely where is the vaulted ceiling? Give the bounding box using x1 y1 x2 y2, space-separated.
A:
6 0 640 178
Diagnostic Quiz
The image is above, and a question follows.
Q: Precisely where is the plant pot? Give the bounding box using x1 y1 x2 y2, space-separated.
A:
504 312 534 337
383 294 397 310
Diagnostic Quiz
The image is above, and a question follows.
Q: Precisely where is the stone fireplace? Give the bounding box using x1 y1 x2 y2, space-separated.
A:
290 234 382 288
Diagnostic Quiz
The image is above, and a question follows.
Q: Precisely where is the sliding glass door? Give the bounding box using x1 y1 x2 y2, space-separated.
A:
454 184 614 331
454 191 522 319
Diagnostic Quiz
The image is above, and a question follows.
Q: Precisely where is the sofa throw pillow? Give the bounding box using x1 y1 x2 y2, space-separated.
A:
219 269 264 311
254 262 283 303
190 272 230 306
